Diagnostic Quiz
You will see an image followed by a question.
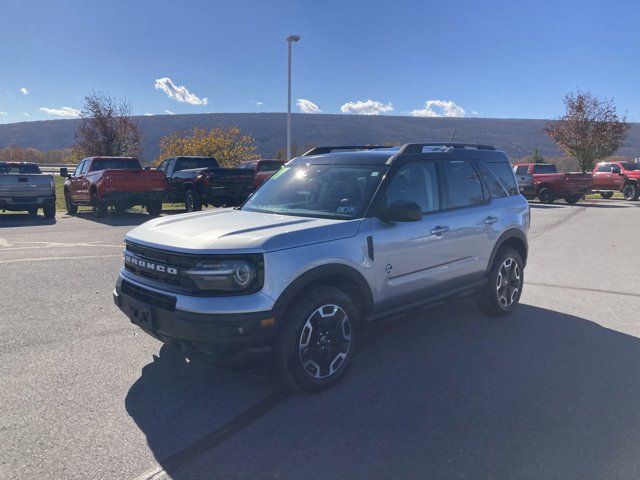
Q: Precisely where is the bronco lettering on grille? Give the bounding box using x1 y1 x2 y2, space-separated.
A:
124 254 178 275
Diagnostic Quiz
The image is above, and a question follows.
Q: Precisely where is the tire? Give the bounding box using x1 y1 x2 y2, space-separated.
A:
274 286 359 393
185 189 202 212
623 183 639 201
28 207 38 216
43 205 56 219
564 195 580 205
146 200 162 217
477 247 524 316
600 192 614 199
537 187 554 204
91 193 107 218
65 191 78 214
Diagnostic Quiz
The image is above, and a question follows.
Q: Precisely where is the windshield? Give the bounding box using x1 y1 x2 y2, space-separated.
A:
620 162 640 171
242 164 387 219
91 159 141 171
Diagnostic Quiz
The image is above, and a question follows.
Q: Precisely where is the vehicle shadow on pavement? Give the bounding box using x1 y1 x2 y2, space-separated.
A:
0 214 56 227
126 301 640 479
64 209 186 227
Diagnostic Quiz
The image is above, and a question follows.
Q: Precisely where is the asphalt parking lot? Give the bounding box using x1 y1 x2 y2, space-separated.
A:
2 200 640 480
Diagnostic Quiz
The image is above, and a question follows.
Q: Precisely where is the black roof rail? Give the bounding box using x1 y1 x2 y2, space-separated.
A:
301 145 389 156
398 143 496 154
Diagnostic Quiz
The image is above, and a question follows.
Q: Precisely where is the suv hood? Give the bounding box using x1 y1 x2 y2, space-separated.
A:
125 208 362 254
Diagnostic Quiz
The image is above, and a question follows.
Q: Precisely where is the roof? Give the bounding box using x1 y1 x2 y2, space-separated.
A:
288 144 506 166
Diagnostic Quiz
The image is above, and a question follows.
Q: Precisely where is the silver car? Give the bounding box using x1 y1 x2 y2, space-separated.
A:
114 143 530 392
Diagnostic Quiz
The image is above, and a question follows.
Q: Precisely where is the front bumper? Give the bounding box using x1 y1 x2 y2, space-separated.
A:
0 195 55 210
114 272 279 357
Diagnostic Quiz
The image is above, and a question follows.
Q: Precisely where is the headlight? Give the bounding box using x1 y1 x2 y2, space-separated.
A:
184 257 261 293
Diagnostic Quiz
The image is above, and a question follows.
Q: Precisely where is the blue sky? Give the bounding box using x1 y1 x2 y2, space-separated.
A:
1 0 639 123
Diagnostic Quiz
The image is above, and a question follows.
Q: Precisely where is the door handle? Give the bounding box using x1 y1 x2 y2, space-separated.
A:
429 226 449 236
484 216 498 225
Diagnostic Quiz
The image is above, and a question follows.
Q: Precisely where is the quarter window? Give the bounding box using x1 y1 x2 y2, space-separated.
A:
485 162 519 196
442 160 484 209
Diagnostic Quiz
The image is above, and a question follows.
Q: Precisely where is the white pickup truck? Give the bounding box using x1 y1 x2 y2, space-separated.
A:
0 162 56 218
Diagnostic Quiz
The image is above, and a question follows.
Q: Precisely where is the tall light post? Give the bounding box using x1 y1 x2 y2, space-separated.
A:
286 34 300 161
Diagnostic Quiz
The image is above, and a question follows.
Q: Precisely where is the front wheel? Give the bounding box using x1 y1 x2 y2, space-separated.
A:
623 184 639 201
274 287 359 392
477 248 524 316
537 187 554 204
65 191 78 214
600 192 614 199
185 190 202 212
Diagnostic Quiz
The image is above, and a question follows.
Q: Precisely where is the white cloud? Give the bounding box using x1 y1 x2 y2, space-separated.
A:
20 87 29 95
340 99 393 115
144 113 154 116
471 110 480 117
410 100 465 118
164 110 175 115
297 98 321 114
251 100 264 108
154 77 208 106
0 111 6 115
23 112 30 117
39 106 81 117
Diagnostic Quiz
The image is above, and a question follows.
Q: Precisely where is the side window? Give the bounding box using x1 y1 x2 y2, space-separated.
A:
597 163 610 172
515 165 529 175
157 160 167 172
442 160 484 209
385 161 440 213
74 161 85 176
81 160 91 175
485 162 519 196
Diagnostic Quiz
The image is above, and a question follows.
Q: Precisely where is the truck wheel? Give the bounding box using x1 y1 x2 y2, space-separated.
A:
185 190 202 212
477 247 524 316
623 184 639 201
537 187 554 204
274 286 359 393
65 192 78 214
43 205 56 219
28 207 38 216
146 200 162 217
564 195 580 205
600 192 614 199
91 193 107 218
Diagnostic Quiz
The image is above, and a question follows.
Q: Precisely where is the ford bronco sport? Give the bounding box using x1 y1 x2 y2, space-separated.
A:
114 143 530 392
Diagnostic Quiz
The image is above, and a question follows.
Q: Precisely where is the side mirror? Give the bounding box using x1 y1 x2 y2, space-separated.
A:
60 167 69 178
381 201 423 222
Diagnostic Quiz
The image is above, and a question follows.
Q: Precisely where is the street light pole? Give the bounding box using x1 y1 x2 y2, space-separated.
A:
286 35 300 161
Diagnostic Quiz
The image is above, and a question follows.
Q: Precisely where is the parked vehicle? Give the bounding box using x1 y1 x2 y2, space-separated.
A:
512 163 592 204
62 157 166 218
238 159 285 188
0 162 56 218
114 143 529 392
157 156 255 212
591 161 640 201
513 166 534 195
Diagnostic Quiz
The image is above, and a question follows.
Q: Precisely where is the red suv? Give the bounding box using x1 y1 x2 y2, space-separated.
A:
592 161 640 201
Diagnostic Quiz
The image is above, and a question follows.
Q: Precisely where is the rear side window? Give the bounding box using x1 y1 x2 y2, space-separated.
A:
532 164 557 174
385 161 440 213
485 162 519 196
442 160 484 209
515 165 529 174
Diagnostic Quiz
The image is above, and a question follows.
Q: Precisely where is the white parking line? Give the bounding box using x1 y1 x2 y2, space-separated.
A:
0 254 122 264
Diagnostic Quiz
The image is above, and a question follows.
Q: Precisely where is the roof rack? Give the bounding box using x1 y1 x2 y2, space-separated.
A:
398 143 496 154
301 145 389 156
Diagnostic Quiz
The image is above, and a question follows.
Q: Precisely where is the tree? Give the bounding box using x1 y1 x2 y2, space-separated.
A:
531 148 545 164
274 143 315 160
157 126 259 167
544 90 630 173
74 91 143 157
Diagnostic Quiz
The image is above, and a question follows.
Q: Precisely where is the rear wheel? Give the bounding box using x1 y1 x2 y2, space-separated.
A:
65 191 78 214
146 200 162 217
478 247 524 316
43 205 56 219
600 192 614 199
564 194 580 205
185 189 202 212
274 287 359 392
91 193 107 218
623 183 639 201
537 187 554 204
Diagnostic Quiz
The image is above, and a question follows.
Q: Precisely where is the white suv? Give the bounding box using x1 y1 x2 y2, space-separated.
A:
114 143 530 392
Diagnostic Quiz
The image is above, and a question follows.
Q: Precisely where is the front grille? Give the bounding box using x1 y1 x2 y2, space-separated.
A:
121 279 177 311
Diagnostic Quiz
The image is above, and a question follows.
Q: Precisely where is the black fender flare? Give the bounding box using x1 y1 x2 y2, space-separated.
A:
486 229 529 273
272 263 374 318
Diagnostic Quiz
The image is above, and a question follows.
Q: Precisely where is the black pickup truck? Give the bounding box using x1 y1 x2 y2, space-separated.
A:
157 156 255 212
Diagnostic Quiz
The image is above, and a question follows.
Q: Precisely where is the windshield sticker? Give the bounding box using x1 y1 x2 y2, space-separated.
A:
337 206 357 215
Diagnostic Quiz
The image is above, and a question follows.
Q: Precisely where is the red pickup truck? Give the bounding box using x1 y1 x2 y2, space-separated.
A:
591 161 640 201
62 157 167 217
237 159 284 188
512 163 592 204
